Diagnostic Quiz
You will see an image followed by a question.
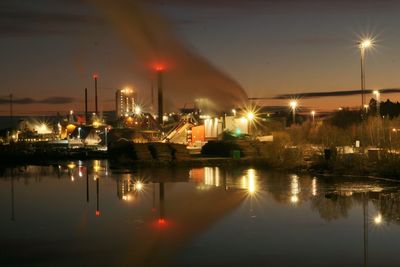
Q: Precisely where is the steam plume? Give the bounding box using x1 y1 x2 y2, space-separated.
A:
87 0 248 111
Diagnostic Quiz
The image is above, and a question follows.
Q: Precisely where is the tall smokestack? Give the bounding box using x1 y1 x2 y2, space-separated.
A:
93 74 98 115
156 66 163 125
85 88 88 124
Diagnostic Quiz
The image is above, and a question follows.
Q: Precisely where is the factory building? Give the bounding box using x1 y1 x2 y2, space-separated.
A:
116 88 137 118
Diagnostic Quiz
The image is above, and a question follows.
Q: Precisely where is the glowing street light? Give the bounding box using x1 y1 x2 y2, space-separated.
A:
246 111 256 136
134 105 142 115
246 112 255 121
311 110 316 124
290 100 298 124
232 109 237 116
134 181 144 192
358 38 374 109
360 39 372 49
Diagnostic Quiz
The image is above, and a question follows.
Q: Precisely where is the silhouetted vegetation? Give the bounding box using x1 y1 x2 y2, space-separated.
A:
201 141 241 157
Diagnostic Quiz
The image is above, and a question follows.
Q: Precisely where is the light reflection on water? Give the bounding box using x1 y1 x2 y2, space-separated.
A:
1 160 400 267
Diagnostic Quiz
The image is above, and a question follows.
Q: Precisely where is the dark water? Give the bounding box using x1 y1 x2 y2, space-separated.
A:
1 161 400 267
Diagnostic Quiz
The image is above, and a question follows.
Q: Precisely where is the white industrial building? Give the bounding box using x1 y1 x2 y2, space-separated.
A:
116 88 137 118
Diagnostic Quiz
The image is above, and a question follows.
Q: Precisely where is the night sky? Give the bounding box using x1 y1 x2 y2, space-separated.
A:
1 0 400 116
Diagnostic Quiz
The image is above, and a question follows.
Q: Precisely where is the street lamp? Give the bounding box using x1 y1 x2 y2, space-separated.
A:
290 100 298 124
134 105 142 116
359 38 373 109
373 90 380 117
246 112 255 121
246 111 255 136
311 110 316 125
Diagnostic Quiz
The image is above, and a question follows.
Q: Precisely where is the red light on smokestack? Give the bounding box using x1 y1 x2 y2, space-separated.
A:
93 73 98 79
154 64 165 72
96 210 101 217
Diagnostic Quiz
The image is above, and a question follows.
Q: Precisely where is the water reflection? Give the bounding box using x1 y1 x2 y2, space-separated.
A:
290 174 300 204
3 163 400 223
1 162 400 266
10 171 15 221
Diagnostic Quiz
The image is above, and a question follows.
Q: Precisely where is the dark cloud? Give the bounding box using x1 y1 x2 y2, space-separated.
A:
1 0 397 38
0 96 75 105
148 0 399 9
264 88 400 100
272 37 347 46
0 1 104 37
38 97 76 104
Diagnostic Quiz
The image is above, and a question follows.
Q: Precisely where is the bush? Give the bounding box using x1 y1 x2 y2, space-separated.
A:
201 141 241 157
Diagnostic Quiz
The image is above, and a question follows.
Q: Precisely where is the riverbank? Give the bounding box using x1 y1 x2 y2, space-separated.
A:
2 141 400 180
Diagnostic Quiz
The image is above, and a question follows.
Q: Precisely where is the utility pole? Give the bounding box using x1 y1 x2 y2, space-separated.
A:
94 74 98 116
9 94 13 127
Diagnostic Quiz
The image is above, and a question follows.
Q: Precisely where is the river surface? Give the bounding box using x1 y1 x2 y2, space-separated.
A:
1 160 400 267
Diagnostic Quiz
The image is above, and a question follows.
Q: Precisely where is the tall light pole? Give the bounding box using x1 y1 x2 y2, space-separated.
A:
9 94 13 127
373 90 381 147
290 100 298 124
359 39 372 110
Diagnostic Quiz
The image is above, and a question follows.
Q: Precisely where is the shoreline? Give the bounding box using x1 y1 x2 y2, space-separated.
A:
1 154 400 182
